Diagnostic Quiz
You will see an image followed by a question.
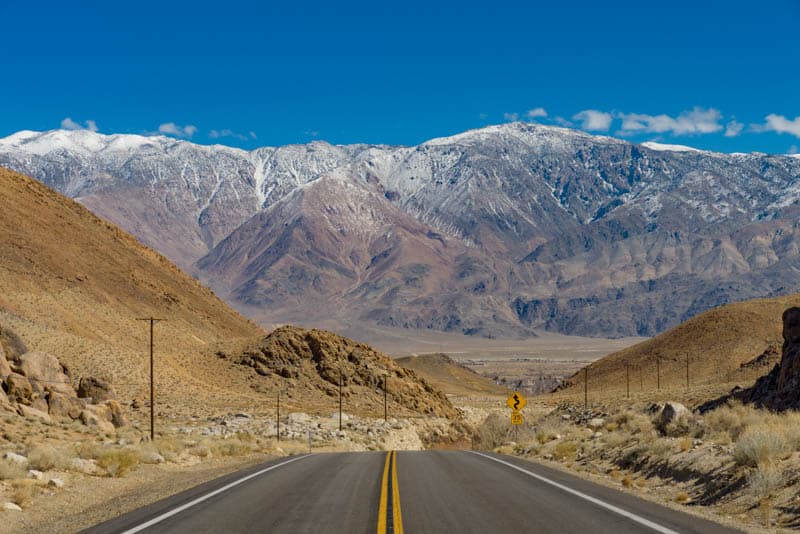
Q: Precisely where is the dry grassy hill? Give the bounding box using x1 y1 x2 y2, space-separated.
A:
554 293 800 401
396 353 507 397
0 167 455 419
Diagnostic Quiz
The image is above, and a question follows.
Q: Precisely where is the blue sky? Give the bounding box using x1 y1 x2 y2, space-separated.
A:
1 0 799 153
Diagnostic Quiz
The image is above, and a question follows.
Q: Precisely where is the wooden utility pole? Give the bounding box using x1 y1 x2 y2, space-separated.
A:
584 367 588 409
276 391 281 442
686 353 690 391
137 317 164 441
626 364 630 399
383 375 388 422
339 367 343 432
656 358 661 390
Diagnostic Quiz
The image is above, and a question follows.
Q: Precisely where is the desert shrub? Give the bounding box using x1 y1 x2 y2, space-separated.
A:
621 475 633 488
0 459 27 480
678 437 692 452
747 466 784 499
552 441 578 461
235 431 256 443
535 421 566 445
27 445 69 471
477 413 511 450
674 491 690 503
96 448 141 477
644 438 673 461
76 441 105 460
190 440 213 458
734 428 788 467
704 402 762 440
602 432 628 449
212 439 252 457
11 480 38 508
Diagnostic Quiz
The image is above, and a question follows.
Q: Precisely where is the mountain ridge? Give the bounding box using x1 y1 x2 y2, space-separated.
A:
2 123 799 338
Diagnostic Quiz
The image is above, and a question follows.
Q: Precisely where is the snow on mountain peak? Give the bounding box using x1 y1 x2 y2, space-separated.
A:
641 141 703 153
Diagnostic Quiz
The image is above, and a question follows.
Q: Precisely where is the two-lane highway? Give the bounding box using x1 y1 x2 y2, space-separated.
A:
84 451 743 534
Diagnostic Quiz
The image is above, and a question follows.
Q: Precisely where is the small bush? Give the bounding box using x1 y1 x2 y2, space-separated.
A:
621 475 633 488
0 459 27 480
477 413 511 450
552 441 577 461
734 428 788 467
644 439 673 461
27 445 69 471
11 480 37 508
747 466 784 499
674 491 690 503
212 439 252 457
678 437 692 452
96 448 141 477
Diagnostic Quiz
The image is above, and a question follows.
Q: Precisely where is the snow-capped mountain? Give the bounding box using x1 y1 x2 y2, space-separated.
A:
2 123 800 338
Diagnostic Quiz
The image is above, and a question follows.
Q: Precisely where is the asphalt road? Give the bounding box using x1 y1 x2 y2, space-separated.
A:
84 451 744 534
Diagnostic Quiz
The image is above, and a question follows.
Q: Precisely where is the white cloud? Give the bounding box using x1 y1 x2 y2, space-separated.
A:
758 114 800 138
210 128 253 141
724 119 743 137
553 116 574 127
526 107 548 119
573 109 613 131
503 112 519 122
61 117 98 132
158 122 197 138
249 131 257 140
618 107 723 136
789 145 798 154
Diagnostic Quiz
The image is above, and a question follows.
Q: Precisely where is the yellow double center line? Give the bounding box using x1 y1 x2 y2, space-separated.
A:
376 450 404 534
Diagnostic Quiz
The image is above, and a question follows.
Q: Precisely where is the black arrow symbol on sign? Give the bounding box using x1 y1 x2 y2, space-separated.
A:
513 394 520 410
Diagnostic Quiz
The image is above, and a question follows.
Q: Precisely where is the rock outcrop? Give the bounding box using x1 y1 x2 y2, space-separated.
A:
740 307 800 411
0 323 129 431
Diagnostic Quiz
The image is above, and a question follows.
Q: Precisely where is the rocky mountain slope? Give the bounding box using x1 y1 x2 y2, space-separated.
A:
0 167 452 420
3 124 799 338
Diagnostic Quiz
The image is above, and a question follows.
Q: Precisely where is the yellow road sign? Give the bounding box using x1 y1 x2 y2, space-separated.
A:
506 391 527 411
511 411 523 425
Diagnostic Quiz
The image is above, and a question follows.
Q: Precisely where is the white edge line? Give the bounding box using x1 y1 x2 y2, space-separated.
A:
120 454 311 534
471 452 679 534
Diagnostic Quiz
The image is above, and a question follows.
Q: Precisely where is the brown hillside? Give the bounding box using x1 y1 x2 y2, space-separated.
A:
555 293 800 399
396 353 506 396
0 166 266 415
213 327 458 419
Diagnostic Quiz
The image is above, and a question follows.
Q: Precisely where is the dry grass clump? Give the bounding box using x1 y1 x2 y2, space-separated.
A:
212 439 252 457
643 438 673 461
674 491 690 503
27 445 71 471
96 448 141 477
747 466 784 499
552 441 578 461
733 428 788 467
476 413 511 450
10 480 40 508
535 420 567 445
704 402 763 441
621 475 633 488
0 459 27 480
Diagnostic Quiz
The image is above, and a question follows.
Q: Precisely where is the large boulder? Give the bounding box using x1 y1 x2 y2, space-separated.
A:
104 400 130 427
47 391 83 419
0 345 11 381
655 402 691 433
77 376 116 402
5 372 33 404
80 404 115 434
18 403 51 423
19 352 72 395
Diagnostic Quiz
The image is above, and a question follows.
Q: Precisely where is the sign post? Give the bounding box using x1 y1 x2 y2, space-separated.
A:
506 391 526 442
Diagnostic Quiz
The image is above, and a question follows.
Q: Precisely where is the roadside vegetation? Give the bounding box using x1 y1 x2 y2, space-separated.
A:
478 400 800 531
